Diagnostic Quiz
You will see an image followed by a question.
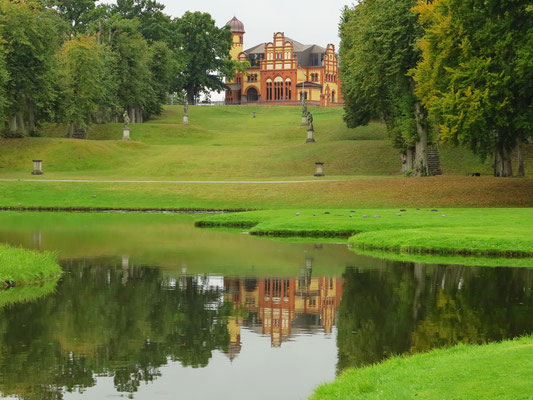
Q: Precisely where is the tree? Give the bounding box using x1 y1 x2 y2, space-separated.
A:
0 0 63 136
412 0 533 177
56 35 115 137
175 11 236 104
339 0 432 176
112 0 173 43
54 0 98 34
108 18 154 123
145 40 178 117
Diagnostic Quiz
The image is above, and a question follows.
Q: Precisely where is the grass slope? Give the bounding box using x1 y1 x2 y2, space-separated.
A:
1 105 530 180
311 336 533 400
195 208 533 258
0 106 532 210
0 244 61 285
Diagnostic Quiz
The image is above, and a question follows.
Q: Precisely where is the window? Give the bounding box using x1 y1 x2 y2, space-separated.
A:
266 81 273 100
285 81 291 100
300 91 308 100
276 52 282 60
274 81 283 100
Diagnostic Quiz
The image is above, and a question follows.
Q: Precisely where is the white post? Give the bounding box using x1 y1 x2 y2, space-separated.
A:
183 115 189 125
122 128 130 141
314 162 325 177
32 160 43 175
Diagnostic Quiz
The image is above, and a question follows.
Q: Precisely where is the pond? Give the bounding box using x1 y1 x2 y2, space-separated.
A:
0 212 532 400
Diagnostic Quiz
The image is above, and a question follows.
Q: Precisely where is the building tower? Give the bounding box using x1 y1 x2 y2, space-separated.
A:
227 16 245 60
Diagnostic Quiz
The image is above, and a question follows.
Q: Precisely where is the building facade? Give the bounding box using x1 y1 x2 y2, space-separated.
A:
225 17 343 107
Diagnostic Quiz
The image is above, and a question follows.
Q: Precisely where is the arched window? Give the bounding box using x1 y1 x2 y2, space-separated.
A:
266 79 273 100
274 77 283 101
285 79 292 100
332 90 336 103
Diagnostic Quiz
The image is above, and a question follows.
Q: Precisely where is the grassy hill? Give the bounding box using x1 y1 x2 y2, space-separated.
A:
1 105 522 180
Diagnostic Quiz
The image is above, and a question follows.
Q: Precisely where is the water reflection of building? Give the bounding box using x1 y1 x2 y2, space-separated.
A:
223 275 343 351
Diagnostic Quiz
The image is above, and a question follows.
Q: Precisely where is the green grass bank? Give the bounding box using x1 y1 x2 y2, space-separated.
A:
0 105 532 210
0 244 61 286
3 105 529 180
311 336 533 400
195 208 533 259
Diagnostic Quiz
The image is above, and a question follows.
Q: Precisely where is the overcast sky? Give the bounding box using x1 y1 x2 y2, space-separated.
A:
101 0 355 99
102 0 353 49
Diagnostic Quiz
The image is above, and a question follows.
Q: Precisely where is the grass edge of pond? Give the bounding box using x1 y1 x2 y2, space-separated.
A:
310 335 533 400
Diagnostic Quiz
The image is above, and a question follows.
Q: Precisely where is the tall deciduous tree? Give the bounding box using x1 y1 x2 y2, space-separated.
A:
175 11 236 104
412 0 533 177
339 0 432 176
109 18 153 123
56 35 115 137
0 0 63 136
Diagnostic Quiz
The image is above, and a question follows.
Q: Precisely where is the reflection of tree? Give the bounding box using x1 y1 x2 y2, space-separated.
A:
337 263 533 375
336 264 418 372
0 260 232 399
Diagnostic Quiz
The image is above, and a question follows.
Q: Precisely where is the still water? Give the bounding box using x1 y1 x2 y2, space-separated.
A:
0 212 532 400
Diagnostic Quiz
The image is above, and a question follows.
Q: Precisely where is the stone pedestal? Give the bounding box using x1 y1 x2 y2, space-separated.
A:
183 116 189 125
302 116 308 125
32 160 43 175
314 162 325 177
122 129 130 141
306 129 315 143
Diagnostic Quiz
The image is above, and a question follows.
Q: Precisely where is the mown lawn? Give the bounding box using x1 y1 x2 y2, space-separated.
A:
311 336 533 400
195 208 533 258
2 105 527 181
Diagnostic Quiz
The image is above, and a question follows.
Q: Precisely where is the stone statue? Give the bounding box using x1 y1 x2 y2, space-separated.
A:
184 98 189 117
123 110 130 129
307 112 314 131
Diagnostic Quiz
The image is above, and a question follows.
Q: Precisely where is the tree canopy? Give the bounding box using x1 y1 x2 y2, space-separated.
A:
339 0 432 176
412 0 533 177
0 0 236 137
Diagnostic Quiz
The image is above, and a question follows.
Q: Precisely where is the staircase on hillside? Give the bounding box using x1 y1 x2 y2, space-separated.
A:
427 146 442 176
71 129 87 140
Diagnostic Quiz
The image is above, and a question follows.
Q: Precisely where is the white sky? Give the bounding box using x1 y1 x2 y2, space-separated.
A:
100 0 355 100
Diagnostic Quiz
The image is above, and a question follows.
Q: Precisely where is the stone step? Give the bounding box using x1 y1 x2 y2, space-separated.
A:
427 148 442 176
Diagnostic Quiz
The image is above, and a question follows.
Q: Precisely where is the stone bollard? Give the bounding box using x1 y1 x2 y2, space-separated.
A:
122 128 130 141
306 128 315 143
32 160 43 175
253 112 256 118
314 162 325 177
183 116 189 125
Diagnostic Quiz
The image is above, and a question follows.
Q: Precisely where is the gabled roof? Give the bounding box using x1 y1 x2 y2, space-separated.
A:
244 37 327 56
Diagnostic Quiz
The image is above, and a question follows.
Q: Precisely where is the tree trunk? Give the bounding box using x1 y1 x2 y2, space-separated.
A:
8 115 17 133
27 100 36 133
129 107 136 124
401 147 415 173
187 91 195 105
16 113 26 136
501 146 513 177
493 145 513 177
67 123 74 138
517 142 525 177
413 101 429 177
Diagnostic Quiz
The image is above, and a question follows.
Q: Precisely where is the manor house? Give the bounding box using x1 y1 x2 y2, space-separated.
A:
225 17 343 107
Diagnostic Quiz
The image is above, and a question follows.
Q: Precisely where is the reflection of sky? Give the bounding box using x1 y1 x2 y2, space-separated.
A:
63 328 337 400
